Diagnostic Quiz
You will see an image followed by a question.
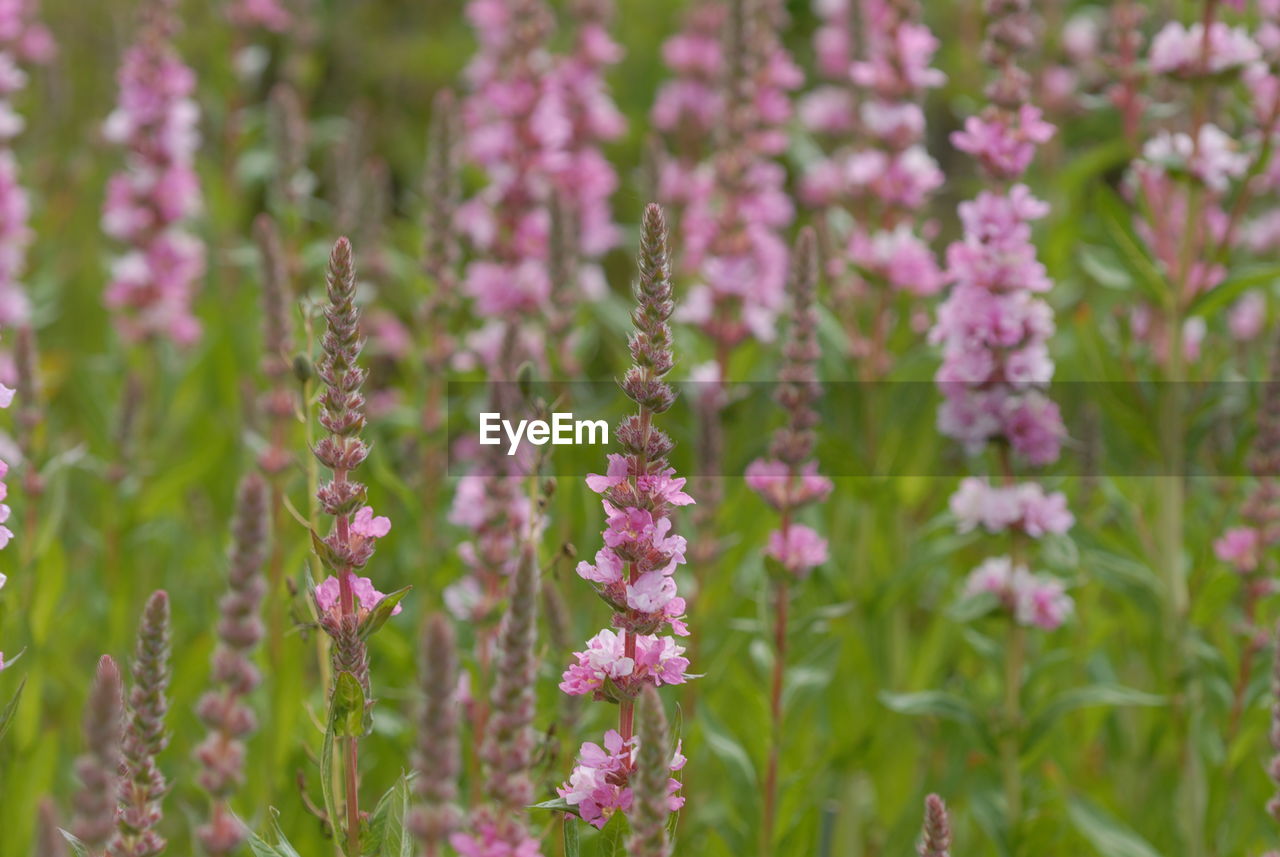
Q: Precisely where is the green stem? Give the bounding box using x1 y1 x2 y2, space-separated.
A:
1002 620 1026 848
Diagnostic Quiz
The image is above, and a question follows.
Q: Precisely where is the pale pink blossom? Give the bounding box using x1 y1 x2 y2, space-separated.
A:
1216 526 1262 573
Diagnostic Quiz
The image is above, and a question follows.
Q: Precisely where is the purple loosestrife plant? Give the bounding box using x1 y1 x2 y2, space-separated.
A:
452 547 542 857
100 0 204 347
112 591 171 857
927 0 1073 842
746 228 832 855
1216 326 1280 740
918 794 952 857
254 214 295 478
71 655 125 857
798 0 945 376
555 204 691 835
309 237 403 856
410 613 462 857
195 473 268 856
625 685 677 857
0 0 53 331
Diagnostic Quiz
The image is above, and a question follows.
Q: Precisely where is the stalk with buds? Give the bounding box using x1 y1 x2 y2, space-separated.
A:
72 655 125 857
555 204 691 835
309 237 402 856
919 794 952 857
747 228 832 856
113 590 171 857
410 613 461 857
195 473 268 855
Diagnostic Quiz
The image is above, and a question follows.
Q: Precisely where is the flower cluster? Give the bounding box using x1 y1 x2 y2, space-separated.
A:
950 478 1073 538
558 204 691 832
445 467 535 623
101 1 204 346
667 0 800 348
931 186 1064 464
557 729 685 829
931 0 1074 629
0 0 52 329
457 0 622 371
799 0 945 373
963 557 1073 631
1149 20 1259 78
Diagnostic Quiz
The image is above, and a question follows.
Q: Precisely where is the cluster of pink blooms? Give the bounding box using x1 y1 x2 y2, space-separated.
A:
963 557 1073 631
746 459 832 576
226 0 292 33
557 729 685 829
1217 526 1264 574
1149 19 1260 78
932 0 1073 632
658 0 801 348
457 0 623 369
564 456 693 694
799 0 947 327
930 184 1064 464
100 4 204 346
444 468 538 622
949 478 1074 538
0 0 51 329
313 507 397 618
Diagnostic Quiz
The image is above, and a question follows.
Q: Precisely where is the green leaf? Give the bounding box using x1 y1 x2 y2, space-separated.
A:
1067 796 1163 857
332 671 367 739
1093 186 1171 309
599 808 629 857
246 808 304 857
878 690 978 727
319 701 340 846
531 796 579 815
1188 264 1280 317
563 816 581 857
1027 683 1165 748
358 585 412 640
0 677 26 746
701 718 757 787
365 773 414 857
310 527 339 571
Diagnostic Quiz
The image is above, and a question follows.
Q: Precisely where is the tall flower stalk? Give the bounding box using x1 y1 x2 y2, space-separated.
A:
309 237 401 856
747 228 832 855
0 0 52 332
918 794 952 857
929 0 1073 845
113 590 171 857
195 473 268 855
556 203 691 833
101 0 204 347
799 0 945 376
410 613 461 857
72 655 125 857
452 548 541 857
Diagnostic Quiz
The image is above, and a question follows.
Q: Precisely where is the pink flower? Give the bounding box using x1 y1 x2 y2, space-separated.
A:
560 629 689 699
1216 526 1262 573
1143 125 1248 192
350 506 391 539
950 478 1073 537
1228 291 1267 341
1149 21 1259 78
766 525 828 577
963 557 1073 631
314 572 402 617
557 730 686 829
951 105 1055 180
746 459 833 510
450 822 542 857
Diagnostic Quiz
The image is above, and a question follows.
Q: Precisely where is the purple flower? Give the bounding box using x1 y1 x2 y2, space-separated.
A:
315 573 402 618
951 105 1055 180
765 525 828 577
1149 21 1260 78
557 729 685 830
1216 526 1262 573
